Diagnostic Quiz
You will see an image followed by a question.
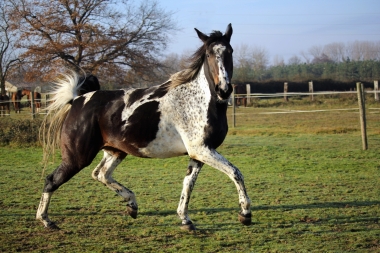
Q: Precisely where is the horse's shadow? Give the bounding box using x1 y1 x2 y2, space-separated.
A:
140 200 380 216
4 200 376 219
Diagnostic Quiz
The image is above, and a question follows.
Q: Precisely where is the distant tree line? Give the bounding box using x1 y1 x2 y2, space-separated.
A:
233 79 375 95
258 60 380 83
232 41 380 84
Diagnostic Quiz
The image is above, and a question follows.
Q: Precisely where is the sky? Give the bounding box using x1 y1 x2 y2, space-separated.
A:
158 0 380 64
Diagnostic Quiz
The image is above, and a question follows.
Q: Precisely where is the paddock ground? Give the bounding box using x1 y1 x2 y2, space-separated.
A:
0 96 379 252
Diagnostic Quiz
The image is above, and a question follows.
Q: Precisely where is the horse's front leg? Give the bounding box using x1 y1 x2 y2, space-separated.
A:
190 147 252 226
92 150 138 218
177 159 204 231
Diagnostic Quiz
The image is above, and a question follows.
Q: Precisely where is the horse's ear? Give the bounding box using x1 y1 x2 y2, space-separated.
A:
224 23 233 42
195 28 209 43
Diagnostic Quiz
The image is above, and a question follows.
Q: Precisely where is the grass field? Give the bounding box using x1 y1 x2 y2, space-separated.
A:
0 97 379 252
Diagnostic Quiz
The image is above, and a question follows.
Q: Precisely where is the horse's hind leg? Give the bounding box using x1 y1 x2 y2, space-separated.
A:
36 163 82 229
177 158 204 230
92 150 138 218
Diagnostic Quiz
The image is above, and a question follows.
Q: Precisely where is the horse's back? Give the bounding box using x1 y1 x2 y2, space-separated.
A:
63 74 228 160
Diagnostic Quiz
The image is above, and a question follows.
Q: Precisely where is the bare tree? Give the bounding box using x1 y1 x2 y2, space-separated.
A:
323 42 346 62
288 55 302 65
300 50 311 64
234 44 252 69
234 43 253 82
308 45 323 60
0 1 21 95
311 53 333 64
9 0 177 84
251 46 269 72
346 41 380 61
272 54 285 66
233 44 269 81
161 52 190 76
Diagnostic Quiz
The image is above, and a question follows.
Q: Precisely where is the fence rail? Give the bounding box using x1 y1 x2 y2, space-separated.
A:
2 84 379 150
231 82 379 150
0 92 49 118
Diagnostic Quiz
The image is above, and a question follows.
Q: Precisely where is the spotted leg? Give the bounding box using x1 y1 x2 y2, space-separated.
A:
177 159 204 230
92 150 138 218
36 192 57 229
190 147 252 226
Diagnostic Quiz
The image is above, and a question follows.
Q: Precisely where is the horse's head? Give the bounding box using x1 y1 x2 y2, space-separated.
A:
195 24 233 101
21 89 30 96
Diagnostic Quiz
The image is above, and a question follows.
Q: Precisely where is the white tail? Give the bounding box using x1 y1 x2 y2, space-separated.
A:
46 71 83 111
40 71 84 174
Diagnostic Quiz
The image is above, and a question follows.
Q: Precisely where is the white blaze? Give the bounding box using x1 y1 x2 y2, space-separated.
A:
213 44 229 92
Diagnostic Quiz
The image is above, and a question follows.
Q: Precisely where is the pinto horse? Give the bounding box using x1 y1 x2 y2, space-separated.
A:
0 94 10 116
22 89 42 113
37 24 252 231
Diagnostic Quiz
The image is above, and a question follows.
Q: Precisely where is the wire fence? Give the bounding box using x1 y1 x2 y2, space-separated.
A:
230 84 380 150
1 86 380 150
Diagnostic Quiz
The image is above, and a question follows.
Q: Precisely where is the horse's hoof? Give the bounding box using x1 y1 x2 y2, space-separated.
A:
46 222 60 230
238 212 252 226
126 205 138 219
180 222 196 231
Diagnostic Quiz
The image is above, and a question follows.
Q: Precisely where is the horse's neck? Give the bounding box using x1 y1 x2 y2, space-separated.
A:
193 64 218 102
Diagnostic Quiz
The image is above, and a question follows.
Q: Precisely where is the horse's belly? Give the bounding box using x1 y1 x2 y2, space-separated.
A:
139 127 187 158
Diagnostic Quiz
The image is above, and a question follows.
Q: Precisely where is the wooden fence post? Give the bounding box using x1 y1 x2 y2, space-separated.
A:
284 82 288 101
356 82 368 150
309 81 314 101
232 86 236 127
31 91 35 119
246 84 251 105
374 80 379 101
45 94 49 109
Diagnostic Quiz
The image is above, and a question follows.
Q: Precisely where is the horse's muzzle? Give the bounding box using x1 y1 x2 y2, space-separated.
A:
216 82 233 100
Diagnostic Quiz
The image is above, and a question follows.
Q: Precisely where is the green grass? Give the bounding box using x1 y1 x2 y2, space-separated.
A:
0 97 379 252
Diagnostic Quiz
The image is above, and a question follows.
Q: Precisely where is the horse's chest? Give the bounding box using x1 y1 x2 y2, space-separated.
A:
116 80 214 158
138 94 210 158
139 120 187 158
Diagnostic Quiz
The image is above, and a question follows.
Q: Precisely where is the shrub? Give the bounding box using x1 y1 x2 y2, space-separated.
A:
0 118 43 146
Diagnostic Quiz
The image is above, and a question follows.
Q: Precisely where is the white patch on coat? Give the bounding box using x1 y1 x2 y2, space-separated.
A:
213 44 230 92
36 192 53 227
82 91 96 106
138 66 211 158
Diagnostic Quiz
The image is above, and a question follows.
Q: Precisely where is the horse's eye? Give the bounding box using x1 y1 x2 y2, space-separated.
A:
206 54 210 58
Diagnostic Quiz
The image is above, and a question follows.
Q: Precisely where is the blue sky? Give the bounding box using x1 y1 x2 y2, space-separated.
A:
159 0 380 63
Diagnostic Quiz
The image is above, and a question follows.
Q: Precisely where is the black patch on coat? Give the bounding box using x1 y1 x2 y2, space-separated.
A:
127 89 147 106
218 83 233 100
124 101 161 147
72 96 86 107
186 166 193 176
148 82 170 100
99 91 127 128
127 82 170 107
203 101 229 149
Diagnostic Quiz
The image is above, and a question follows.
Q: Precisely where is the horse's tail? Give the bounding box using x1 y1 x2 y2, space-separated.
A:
40 71 99 173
